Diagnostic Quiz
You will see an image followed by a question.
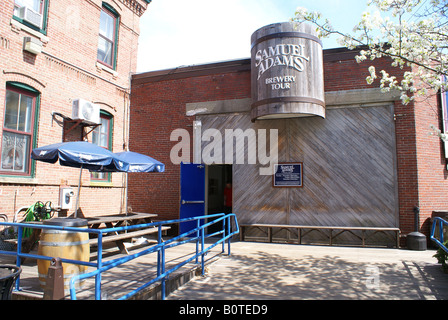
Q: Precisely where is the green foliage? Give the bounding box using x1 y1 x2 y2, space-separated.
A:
433 240 448 271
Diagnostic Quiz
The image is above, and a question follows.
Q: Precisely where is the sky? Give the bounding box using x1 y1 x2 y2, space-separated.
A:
136 0 371 73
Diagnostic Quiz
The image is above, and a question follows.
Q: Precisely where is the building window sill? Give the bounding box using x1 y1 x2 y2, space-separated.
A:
96 62 118 78
0 176 38 185
90 181 113 187
10 19 49 43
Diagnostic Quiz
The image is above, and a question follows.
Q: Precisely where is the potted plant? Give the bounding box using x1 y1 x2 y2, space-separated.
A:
433 240 448 273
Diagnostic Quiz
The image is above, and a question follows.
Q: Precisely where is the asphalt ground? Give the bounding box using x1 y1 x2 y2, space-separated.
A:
3 239 447 319
168 241 448 300
3 238 447 315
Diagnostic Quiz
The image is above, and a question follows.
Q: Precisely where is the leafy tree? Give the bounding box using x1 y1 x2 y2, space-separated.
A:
292 0 448 105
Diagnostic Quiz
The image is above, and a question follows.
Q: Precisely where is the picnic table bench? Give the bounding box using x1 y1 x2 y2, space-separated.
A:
86 212 170 254
239 223 400 248
1 212 171 258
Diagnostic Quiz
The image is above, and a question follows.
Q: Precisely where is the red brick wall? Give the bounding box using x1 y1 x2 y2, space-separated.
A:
413 86 448 235
394 99 420 237
0 1 148 221
129 71 251 220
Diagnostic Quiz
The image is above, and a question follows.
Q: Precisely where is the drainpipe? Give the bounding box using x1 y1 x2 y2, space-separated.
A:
413 206 420 232
124 72 132 214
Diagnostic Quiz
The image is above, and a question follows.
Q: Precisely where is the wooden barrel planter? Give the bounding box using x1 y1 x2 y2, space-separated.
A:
251 22 325 121
37 218 90 292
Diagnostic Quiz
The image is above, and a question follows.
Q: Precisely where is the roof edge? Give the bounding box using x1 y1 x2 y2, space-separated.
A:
132 58 251 84
132 46 365 84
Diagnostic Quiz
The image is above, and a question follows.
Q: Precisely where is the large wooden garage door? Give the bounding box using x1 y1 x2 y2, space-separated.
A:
198 103 398 246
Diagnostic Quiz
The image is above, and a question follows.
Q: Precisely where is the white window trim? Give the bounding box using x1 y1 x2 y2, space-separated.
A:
10 18 49 43
96 61 118 77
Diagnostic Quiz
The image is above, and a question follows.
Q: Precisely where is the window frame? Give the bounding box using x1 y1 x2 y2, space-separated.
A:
90 110 113 182
1 83 39 177
97 3 120 70
12 0 49 35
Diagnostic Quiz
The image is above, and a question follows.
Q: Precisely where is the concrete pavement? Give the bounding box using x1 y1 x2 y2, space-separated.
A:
3 239 448 300
168 241 448 300
5 240 224 300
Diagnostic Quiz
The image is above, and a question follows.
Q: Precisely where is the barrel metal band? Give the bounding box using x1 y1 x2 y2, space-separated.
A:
251 32 323 49
42 229 85 234
39 240 89 246
251 96 326 108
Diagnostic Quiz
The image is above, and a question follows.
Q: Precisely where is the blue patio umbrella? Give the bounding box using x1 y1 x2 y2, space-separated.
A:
112 151 165 173
32 142 165 216
31 141 129 216
31 141 128 172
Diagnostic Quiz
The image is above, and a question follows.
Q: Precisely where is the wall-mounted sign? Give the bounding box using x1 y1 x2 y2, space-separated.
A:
273 163 303 188
250 22 325 122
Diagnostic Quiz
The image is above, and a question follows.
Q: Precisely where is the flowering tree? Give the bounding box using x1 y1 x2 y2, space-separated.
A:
292 0 448 105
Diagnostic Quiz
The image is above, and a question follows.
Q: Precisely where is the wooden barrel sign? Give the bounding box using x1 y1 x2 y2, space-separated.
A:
251 22 325 121
37 218 90 292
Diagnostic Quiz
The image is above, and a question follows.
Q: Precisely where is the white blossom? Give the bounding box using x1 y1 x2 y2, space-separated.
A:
292 0 448 106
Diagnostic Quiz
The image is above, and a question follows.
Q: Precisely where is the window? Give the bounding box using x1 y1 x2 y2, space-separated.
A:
91 111 113 182
97 5 119 69
13 0 48 34
1 84 38 176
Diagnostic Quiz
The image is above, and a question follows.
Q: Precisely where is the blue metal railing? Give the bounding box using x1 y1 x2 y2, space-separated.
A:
0 213 239 300
430 217 448 254
0 222 101 279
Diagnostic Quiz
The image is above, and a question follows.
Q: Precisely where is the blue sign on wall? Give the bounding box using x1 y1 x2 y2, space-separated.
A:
273 163 303 187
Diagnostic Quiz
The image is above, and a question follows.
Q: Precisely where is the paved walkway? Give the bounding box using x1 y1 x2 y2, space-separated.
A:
3 240 224 300
168 241 448 300
3 240 448 300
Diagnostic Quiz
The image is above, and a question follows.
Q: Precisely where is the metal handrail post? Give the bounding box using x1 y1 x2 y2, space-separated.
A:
440 220 445 243
222 216 226 253
95 233 103 300
201 227 205 276
196 219 200 264
227 215 231 256
157 226 162 276
15 225 23 291
161 245 166 300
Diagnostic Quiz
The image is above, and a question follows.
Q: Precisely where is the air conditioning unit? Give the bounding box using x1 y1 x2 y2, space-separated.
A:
72 99 100 125
17 6 42 29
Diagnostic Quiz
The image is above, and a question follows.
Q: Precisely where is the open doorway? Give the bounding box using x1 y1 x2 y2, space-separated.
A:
206 164 232 234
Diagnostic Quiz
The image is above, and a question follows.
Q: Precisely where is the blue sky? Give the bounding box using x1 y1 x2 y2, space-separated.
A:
136 0 370 73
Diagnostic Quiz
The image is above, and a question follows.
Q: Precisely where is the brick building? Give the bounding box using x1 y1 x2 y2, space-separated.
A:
0 0 150 221
129 22 448 247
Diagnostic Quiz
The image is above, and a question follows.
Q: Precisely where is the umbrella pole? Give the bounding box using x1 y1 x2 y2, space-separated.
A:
75 166 83 218
125 172 128 215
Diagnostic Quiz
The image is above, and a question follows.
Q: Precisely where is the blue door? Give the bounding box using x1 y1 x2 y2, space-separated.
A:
179 163 205 235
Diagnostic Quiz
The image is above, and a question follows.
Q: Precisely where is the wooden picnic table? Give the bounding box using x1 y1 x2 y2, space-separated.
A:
5 213 167 257
86 212 157 229
86 212 169 254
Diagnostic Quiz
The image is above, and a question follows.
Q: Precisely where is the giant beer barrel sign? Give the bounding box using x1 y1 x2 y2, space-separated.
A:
251 22 325 121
